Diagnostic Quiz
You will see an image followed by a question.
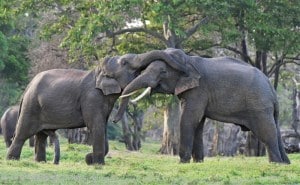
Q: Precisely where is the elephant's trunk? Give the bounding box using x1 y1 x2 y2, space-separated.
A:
113 97 130 123
130 49 188 75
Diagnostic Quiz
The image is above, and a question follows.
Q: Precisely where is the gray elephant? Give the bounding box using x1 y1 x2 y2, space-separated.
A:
109 48 290 164
1 105 60 164
6 56 146 165
1 106 24 148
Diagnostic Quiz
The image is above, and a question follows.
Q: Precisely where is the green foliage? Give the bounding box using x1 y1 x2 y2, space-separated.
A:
0 82 23 115
0 136 299 184
1 35 30 83
0 0 31 114
107 122 122 140
0 31 8 71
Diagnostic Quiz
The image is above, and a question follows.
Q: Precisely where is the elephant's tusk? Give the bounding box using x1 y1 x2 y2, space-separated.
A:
130 87 151 103
120 91 139 98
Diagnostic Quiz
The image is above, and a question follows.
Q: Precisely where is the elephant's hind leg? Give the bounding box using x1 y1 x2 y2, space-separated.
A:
7 118 38 160
248 112 283 163
6 139 26 160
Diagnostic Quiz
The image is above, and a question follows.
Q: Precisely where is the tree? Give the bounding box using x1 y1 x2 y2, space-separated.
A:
0 0 31 115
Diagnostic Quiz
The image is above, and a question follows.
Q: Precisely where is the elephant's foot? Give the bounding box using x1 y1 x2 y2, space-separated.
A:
192 153 204 163
7 154 20 160
85 153 105 165
35 147 47 163
85 153 93 165
179 151 192 163
35 155 46 163
179 158 190 163
269 157 290 164
192 158 204 163
7 143 23 160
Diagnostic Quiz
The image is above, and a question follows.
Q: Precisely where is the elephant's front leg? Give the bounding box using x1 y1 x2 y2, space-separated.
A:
192 117 206 162
179 100 204 163
91 123 106 165
86 132 109 165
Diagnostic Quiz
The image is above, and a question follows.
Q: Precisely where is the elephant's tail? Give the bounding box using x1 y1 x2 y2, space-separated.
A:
274 101 290 164
17 98 23 120
52 133 60 165
43 130 60 165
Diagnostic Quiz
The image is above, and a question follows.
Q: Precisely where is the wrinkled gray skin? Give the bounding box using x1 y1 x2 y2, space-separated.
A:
1 105 60 164
112 48 290 164
1 106 23 148
6 56 142 165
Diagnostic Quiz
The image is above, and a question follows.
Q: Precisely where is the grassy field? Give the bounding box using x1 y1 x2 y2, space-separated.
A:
0 136 299 185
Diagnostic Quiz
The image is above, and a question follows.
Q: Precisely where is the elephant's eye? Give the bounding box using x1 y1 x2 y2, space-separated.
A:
121 59 128 66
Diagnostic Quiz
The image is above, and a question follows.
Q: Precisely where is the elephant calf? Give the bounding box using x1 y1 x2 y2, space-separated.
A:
1 105 60 164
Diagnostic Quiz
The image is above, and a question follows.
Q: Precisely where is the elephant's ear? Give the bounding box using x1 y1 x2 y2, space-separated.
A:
95 71 121 95
175 73 201 95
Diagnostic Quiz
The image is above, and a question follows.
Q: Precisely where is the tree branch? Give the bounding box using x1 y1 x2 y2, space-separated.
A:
223 46 254 65
177 16 209 45
285 55 300 61
268 60 300 77
185 16 209 38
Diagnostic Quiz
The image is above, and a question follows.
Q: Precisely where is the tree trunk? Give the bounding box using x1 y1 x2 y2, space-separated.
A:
273 58 281 90
159 97 180 155
128 104 144 150
121 111 134 150
66 128 92 145
255 50 267 75
209 121 242 156
245 131 266 156
120 106 144 151
292 82 300 138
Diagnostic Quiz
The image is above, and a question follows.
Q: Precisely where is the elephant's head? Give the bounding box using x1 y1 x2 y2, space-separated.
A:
113 49 201 122
97 49 191 118
95 55 138 95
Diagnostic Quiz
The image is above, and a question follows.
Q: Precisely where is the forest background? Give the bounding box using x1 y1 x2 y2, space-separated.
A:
0 0 299 156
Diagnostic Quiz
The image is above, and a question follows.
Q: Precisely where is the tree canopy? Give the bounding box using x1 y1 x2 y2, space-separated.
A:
0 0 30 83
14 1 299 70
1 0 299 121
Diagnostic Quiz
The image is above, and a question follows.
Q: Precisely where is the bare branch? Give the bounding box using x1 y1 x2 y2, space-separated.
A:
185 16 209 39
268 60 300 76
223 46 254 65
285 55 300 61
176 16 209 45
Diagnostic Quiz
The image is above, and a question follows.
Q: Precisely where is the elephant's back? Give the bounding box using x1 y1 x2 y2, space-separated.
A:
21 69 89 128
26 69 87 92
0 106 18 132
192 56 277 109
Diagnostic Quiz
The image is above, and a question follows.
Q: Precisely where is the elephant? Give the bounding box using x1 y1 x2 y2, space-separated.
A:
1 105 60 164
1 106 24 148
6 55 148 165
108 48 290 164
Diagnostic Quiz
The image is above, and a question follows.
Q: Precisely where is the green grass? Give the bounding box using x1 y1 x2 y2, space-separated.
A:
0 136 299 185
